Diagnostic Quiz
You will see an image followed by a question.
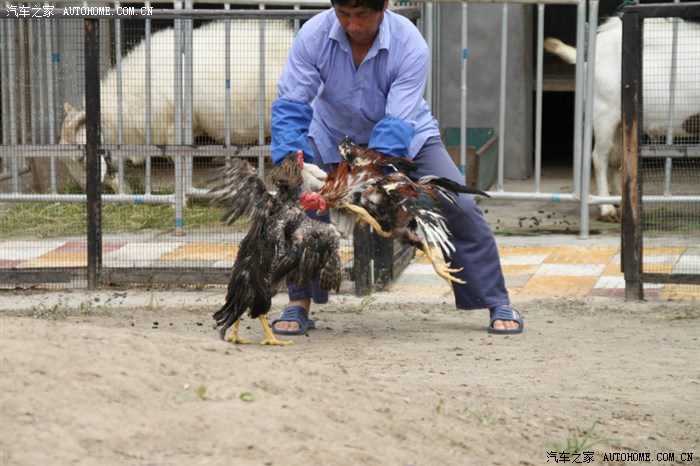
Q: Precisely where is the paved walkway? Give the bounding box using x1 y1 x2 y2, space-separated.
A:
1 234 699 301
386 234 700 302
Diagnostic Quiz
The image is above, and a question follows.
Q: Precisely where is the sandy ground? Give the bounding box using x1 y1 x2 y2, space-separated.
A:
2 165 698 464
1 289 699 466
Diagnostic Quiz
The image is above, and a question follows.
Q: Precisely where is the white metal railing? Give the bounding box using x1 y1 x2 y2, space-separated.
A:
0 7 314 206
418 0 597 235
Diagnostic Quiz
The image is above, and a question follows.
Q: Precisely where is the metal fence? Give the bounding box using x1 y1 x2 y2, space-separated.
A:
620 2 700 300
5 1 699 294
417 0 613 237
0 6 419 292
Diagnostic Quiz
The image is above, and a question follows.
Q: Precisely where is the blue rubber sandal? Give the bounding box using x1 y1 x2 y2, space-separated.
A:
271 306 316 336
488 305 524 335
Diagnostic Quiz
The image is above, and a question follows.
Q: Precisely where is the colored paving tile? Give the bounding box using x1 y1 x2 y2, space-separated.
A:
0 240 65 261
543 246 618 265
593 275 626 290
500 255 548 266
519 275 598 297
2 238 700 301
18 241 127 268
52 241 124 254
603 263 623 275
644 247 686 255
643 253 683 264
643 263 674 274
399 263 443 276
499 246 554 256
23 251 86 268
339 246 354 265
503 274 531 289
501 264 540 276
0 259 22 268
149 259 222 268
384 283 453 298
53 241 88 252
536 263 607 276
160 244 238 261
673 255 700 274
104 242 182 266
213 259 235 268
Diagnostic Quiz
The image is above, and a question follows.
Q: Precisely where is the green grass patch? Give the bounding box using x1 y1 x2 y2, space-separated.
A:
0 200 231 238
643 206 700 232
550 420 614 455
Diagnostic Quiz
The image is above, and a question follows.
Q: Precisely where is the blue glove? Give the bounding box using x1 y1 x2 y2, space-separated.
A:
271 98 314 165
368 116 416 158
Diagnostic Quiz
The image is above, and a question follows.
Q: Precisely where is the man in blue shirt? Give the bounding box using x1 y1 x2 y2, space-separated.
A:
269 0 524 335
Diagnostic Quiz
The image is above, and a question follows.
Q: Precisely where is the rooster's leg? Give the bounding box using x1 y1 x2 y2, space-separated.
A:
420 241 466 285
339 203 392 237
259 316 293 346
225 320 252 345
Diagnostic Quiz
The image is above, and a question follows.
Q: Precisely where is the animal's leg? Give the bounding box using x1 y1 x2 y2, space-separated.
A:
592 124 621 222
420 240 466 285
224 319 252 345
259 316 293 346
61 154 115 193
101 155 122 194
608 128 623 198
339 203 392 237
61 156 88 192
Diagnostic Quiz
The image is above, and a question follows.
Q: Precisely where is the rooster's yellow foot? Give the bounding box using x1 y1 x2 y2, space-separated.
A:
225 320 252 344
259 316 293 346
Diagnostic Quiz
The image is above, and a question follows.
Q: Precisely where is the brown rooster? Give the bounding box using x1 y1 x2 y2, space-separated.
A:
209 152 342 345
300 137 489 284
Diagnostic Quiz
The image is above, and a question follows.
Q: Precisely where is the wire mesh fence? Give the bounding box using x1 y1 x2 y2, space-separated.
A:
620 3 700 300
0 8 422 291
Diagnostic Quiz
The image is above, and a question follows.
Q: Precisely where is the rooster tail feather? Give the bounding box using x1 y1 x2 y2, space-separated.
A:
420 175 490 198
213 299 243 340
417 216 455 256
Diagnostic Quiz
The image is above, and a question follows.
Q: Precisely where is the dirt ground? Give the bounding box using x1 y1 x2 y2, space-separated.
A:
1 289 698 466
2 166 698 464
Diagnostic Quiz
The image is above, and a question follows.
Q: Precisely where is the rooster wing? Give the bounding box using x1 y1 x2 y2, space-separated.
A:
209 155 342 345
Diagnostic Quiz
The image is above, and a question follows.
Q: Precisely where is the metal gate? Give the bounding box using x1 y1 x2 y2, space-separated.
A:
621 2 700 300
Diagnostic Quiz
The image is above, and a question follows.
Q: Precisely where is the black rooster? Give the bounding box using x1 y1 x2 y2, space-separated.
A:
300 137 489 284
209 152 342 345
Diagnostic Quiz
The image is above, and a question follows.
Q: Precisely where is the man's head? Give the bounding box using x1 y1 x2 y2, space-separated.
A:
331 0 389 47
331 0 387 12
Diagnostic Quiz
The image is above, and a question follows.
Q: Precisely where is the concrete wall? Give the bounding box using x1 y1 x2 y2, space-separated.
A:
436 3 533 180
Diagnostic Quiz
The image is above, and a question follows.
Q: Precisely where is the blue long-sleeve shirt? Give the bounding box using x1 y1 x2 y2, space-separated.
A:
271 8 440 165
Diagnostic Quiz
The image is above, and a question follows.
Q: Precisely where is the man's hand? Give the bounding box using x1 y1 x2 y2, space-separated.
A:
300 161 328 192
329 208 355 238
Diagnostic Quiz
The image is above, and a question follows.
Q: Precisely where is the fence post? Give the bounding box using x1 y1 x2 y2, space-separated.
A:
84 18 102 290
620 11 643 301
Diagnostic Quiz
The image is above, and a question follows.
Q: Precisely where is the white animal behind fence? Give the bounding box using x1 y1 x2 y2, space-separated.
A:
59 19 294 192
545 16 700 222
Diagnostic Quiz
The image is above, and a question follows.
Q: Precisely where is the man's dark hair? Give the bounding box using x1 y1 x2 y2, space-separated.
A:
331 0 386 12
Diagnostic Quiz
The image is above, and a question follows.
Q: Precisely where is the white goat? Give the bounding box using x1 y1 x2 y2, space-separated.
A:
59 20 293 191
545 16 700 222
